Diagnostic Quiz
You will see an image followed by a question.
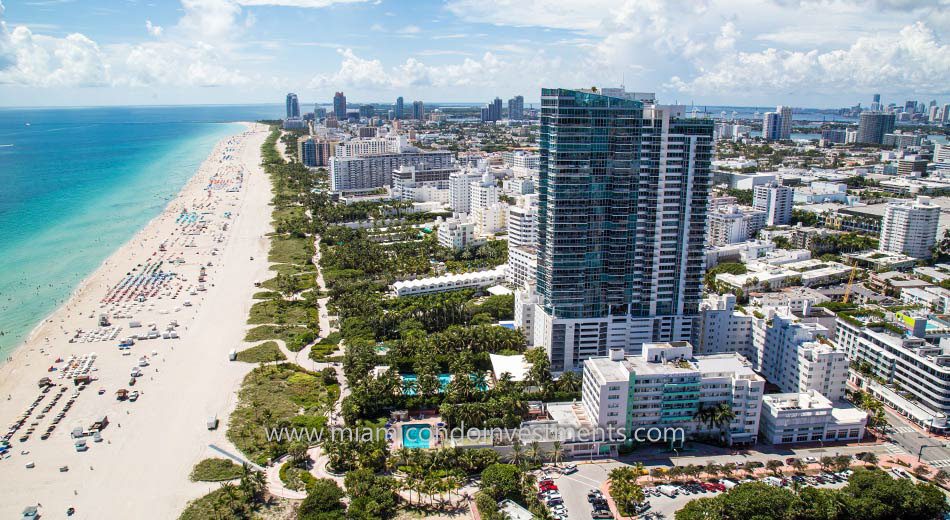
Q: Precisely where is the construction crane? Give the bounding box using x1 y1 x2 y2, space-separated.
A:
842 260 859 304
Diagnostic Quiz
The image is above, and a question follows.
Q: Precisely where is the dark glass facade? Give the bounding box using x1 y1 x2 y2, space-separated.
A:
536 88 712 321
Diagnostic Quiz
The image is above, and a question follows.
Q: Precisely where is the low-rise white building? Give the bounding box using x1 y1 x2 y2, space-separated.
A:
901 286 950 314
390 265 507 297
759 391 867 444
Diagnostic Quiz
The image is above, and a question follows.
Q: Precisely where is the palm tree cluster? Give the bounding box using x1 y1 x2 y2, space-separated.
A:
848 389 887 432
693 403 737 444
609 466 647 517
206 465 267 520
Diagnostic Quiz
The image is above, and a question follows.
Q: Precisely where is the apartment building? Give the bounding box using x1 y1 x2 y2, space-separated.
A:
534 88 712 371
879 196 940 259
581 343 765 445
836 318 950 430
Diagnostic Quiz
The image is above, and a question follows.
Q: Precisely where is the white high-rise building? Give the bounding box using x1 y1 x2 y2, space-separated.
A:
879 196 940 259
448 166 485 214
934 143 950 164
507 196 538 249
469 173 499 213
753 182 793 226
706 205 767 246
507 195 539 288
694 294 754 357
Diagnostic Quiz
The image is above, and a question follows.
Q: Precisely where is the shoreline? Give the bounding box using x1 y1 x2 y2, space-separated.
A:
0 121 247 363
0 122 274 519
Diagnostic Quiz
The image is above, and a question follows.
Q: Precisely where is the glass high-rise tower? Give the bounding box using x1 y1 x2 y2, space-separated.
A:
532 88 713 371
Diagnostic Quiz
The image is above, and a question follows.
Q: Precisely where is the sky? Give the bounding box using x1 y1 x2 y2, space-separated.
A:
0 0 948 108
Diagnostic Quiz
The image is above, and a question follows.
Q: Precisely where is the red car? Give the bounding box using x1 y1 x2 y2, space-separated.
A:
701 483 717 491
540 483 558 492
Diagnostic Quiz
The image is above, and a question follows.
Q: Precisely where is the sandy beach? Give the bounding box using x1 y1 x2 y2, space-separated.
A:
0 122 273 519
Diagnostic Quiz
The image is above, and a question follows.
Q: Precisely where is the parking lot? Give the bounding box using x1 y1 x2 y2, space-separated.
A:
533 456 883 520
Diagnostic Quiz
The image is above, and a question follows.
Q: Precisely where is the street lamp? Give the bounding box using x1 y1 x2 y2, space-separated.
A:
917 444 942 463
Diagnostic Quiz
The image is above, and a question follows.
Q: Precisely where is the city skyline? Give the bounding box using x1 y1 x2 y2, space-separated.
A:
1 0 949 107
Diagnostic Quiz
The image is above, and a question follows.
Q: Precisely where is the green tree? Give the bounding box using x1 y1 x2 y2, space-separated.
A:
345 469 399 519
609 466 646 516
481 463 522 500
298 478 346 520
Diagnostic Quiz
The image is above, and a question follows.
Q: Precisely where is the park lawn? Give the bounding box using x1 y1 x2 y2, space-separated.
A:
226 364 333 465
189 458 244 482
236 341 286 363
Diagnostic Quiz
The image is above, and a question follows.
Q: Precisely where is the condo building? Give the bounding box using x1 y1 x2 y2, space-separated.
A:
581 343 765 445
532 88 713 371
879 196 940 259
836 318 950 431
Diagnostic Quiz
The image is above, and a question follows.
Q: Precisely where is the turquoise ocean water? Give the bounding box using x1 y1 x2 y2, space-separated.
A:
0 105 281 361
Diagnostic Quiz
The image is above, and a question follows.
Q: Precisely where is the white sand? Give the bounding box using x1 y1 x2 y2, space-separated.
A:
0 123 275 519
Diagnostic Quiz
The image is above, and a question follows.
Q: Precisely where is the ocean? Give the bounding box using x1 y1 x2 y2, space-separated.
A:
0 105 282 360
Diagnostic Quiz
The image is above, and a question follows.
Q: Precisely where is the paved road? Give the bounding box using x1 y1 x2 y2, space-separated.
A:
881 408 950 466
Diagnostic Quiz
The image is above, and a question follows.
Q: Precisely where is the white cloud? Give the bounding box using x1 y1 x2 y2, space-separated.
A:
308 46 569 94
236 0 368 6
445 0 950 102
145 20 163 37
396 25 421 35
671 22 950 96
0 3 109 87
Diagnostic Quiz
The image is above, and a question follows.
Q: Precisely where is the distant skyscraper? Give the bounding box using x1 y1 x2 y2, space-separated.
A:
333 92 347 119
285 93 300 119
314 104 326 119
533 87 713 371
492 97 502 120
871 93 881 111
508 95 524 120
904 100 917 114
856 112 896 144
395 96 404 119
412 100 425 120
762 112 782 141
777 105 792 140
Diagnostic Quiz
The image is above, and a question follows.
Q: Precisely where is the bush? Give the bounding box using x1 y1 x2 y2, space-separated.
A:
235 341 286 363
188 458 244 482
298 479 346 520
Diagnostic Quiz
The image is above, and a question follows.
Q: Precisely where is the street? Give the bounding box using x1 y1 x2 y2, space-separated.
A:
881 408 950 467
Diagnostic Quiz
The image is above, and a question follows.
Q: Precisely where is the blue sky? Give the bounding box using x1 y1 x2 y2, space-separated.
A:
1 0 948 107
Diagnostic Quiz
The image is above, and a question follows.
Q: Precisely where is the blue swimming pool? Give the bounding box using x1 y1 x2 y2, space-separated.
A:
402 423 432 449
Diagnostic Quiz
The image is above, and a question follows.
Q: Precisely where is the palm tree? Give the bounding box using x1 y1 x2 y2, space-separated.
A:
507 439 525 468
766 459 784 476
935 469 949 485
650 467 667 483
550 440 564 467
792 458 808 474
527 441 546 467
858 452 879 466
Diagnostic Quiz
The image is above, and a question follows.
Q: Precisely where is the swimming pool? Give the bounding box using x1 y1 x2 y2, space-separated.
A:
402 423 432 449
